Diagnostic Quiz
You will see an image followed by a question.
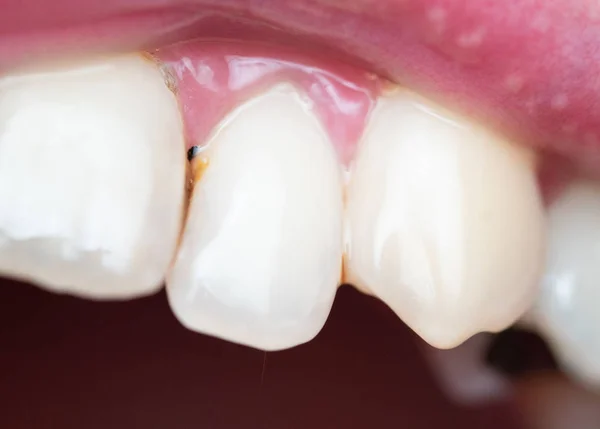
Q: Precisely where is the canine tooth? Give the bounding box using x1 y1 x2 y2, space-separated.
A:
532 181 600 386
0 55 186 299
345 90 545 349
167 87 344 351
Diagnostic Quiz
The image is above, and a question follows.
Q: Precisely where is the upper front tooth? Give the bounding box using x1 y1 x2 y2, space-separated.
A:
167 86 344 351
344 89 545 349
0 55 186 299
532 181 600 387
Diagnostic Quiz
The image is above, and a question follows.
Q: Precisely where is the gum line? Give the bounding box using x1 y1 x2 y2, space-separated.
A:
154 40 383 165
2 0 599 173
154 40 570 203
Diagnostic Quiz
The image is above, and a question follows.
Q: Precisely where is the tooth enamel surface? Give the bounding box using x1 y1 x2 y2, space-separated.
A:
345 90 545 349
167 87 343 351
0 55 186 299
532 181 600 386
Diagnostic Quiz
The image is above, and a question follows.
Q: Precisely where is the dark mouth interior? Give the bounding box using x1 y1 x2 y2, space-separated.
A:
0 278 535 429
485 327 558 378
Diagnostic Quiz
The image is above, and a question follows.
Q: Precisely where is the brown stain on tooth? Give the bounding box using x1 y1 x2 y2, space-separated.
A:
379 79 401 96
190 155 210 184
172 147 207 263
183 146 211 198
168 152 195 269
160 64 179 95
141 51 178 95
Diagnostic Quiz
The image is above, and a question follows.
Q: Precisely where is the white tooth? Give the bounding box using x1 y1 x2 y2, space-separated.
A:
167 86 343 351
0 55 186 299
345 89 545 349
532 181 600 387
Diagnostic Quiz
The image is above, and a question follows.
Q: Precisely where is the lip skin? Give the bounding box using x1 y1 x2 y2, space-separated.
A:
1 0 600 172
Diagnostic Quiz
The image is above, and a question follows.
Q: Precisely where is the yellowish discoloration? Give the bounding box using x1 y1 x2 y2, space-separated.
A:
191 156 210 184
142 51 178 95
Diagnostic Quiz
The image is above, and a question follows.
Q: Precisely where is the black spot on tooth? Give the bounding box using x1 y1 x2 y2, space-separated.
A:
485 327 558 377
187 146 200 161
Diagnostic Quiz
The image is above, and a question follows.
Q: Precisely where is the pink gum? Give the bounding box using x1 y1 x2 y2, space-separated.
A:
155 40 569 203
2 0 600 172
154 40 383 165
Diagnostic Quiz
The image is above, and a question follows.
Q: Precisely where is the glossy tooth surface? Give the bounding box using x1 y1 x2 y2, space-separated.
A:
532 181 600 386
345 90 545 349
167 87 343 351
0 55 186 299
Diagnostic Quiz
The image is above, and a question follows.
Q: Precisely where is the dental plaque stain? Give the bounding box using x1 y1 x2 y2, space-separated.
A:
187 145 210 184
191 155 210 184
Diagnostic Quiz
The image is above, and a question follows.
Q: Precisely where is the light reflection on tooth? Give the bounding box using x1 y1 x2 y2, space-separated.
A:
345 90 545 349
167 86 343 351
0 55 186 299
532 181 600 387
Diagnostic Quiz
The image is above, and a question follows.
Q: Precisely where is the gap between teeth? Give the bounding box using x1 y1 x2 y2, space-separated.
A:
1 50 591 384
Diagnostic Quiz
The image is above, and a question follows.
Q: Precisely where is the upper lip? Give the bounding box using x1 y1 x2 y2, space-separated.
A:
1 0 598 170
